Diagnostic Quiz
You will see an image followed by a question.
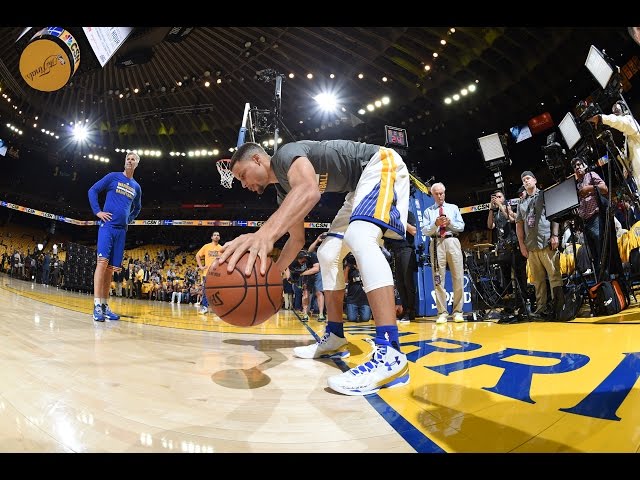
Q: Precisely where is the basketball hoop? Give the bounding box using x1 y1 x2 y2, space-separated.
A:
216 159 234 189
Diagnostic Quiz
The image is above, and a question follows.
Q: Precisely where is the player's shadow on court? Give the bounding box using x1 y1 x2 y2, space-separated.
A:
213 338 338 389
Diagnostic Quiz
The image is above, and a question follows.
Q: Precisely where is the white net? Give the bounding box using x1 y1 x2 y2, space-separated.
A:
216 159 234 189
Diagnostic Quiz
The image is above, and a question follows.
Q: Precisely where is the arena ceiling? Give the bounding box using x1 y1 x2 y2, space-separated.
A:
0 26 637 203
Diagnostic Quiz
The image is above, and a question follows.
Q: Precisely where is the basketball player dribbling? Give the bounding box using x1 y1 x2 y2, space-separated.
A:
88 152 142 322
215 140 411 396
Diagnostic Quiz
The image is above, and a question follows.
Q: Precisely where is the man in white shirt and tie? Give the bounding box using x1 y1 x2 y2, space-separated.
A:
421 182 465 324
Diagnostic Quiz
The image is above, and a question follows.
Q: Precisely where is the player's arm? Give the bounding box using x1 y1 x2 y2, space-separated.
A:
274 221 307 274
88 173 112 222
221 157 320 276
196 247 206 270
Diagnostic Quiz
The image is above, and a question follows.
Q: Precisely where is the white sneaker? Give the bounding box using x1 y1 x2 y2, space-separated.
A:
293 331 350 359
436 313 448 324
398 317 410 324
327 338 410 396
453 312 465 323
198 306 208 314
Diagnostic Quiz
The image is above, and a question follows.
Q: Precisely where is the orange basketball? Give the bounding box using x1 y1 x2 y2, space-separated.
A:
205 252 283 327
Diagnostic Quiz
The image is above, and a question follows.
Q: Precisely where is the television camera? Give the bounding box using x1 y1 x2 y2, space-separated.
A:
543 91 625 184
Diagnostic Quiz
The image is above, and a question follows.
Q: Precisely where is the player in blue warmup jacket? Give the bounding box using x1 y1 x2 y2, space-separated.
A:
88 152 142 322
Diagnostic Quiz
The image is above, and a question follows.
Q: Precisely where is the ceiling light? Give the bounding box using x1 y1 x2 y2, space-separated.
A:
358 73 364 79
307 73 313 79
382 76 388 82
314 93 338 112
440 39 446 45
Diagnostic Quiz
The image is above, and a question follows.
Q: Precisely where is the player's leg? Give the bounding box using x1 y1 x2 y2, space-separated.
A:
93 226 114 321
293 209 350 359
199 274 209 314
92 259 108 322
328 147 411 396
103 229 126 320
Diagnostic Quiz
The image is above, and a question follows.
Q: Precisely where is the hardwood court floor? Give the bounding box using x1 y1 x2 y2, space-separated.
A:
1 272 639 453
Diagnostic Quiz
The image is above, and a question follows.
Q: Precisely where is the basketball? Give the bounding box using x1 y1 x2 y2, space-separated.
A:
205 252 283 327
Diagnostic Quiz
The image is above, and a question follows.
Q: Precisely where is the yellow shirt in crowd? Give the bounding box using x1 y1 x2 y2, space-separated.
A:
196 242 223 279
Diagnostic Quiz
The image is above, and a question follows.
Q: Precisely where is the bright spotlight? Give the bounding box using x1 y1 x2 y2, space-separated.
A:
314 93 338 112
73 124 88 142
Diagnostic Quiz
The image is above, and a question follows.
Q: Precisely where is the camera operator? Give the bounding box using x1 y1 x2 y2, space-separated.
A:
571 156 611 276
288 250 320 322
587 101 640 191
515 171 563 320
487 189 528 311
487 189 516 244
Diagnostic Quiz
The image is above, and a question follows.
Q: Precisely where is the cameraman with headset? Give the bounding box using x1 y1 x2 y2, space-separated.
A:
588 101 640 192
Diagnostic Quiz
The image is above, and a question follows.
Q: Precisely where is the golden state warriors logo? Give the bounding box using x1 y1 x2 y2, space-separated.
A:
115 182 136 199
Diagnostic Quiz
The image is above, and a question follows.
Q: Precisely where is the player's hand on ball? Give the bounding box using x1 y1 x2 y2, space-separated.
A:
219 233 274 277
208 260 220 275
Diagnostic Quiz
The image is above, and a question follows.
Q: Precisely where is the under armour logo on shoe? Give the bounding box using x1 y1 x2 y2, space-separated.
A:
385 357 402 371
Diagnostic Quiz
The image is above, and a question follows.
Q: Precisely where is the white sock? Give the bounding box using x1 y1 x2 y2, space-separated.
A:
94 298 101 307
100 298 107 305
